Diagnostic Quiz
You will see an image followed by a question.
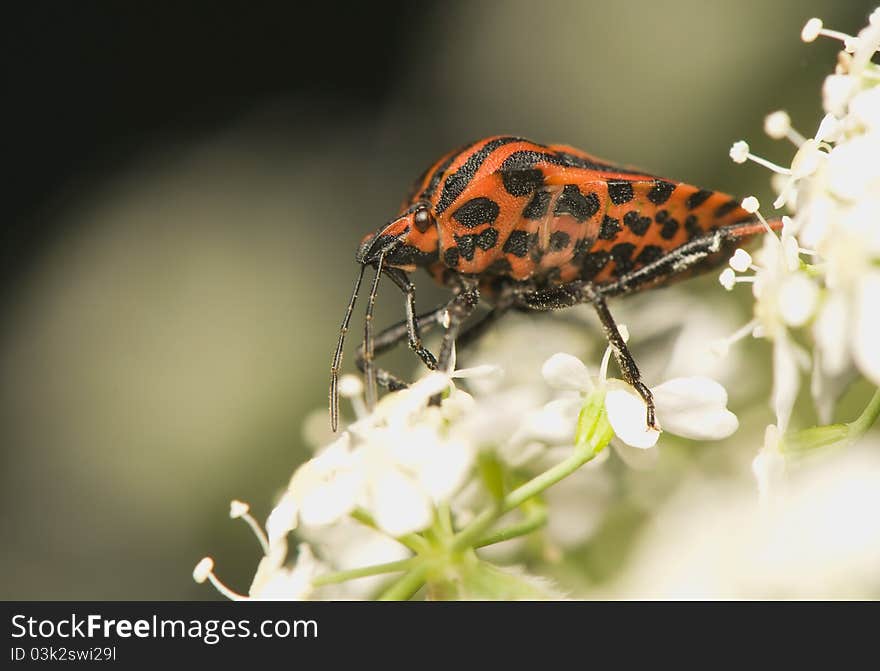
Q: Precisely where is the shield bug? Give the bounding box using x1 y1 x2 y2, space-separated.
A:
329 136 780 431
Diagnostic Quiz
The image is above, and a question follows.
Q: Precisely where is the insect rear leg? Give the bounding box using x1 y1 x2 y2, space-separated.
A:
598 226 748 299
515 281 658 430
437 279 481 373
454 300 514 351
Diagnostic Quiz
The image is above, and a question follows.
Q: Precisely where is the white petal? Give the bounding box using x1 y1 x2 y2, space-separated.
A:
849 87 880 132
604 386 660 449
368 470 433 536
827 136 877 201
265 493 299 545
414 438 473 503
772 336 801 433
451 364 503 379
250 544 320 601
652 377 739 441
814 293 850 376
778 274 819 327
518 397 582 444
814 113 842 143
542 353 593 391
297 469 362 526
853 272 880 385
822 74 855 117
289 436 361 527
652 377 728 413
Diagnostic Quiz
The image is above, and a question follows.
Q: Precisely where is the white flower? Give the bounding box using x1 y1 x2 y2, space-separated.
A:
537 349 738 451
728 11 880 423
194 501 327 601
715 207 812 431
249 541 324 600
274 372 478 538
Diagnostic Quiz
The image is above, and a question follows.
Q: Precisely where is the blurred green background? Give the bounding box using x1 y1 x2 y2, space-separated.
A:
1 1 875 599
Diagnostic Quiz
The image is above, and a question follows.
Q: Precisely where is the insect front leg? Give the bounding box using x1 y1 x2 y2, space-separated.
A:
356 305 447 391
384 267 438 370
515 281 658 430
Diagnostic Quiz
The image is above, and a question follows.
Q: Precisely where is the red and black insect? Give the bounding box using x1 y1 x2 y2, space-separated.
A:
329 136 778 431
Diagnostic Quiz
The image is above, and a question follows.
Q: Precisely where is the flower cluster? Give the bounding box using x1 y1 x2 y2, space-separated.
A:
724 9 880 494
195 333 738 600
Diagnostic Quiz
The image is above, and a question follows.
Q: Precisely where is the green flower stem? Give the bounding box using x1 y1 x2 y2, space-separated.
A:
783 387 880 454
474 506 548 548
451 399 614 553
377 564 430 601
311 558 419 587
451 447 594 551
847 387 880 439
350 507 431 555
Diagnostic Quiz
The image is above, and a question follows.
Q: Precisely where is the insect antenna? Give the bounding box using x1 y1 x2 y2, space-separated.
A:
329 263 367 432
362 250 386 412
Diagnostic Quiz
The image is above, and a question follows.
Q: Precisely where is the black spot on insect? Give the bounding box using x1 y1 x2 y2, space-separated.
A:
476 227 499 250
686 189 713 210
636 245 665 266
714 199 740 218
530 247 545 263
452 197 500 228
599 215 621 240
444 247 460 268
454 234 477 261
685 215 701 239
660 217 679 240
607 180 634 205
623 211 651 236
610 242 636 276
391 244 439 267
549 231 570 251
522 190 551 220
501 169 544 197
648 180 675 205
581 250 611 280
503 230 536 257
555 184 600 222
571 237 593 261
486 258 512 274
546 267 562 283
655 209 669 223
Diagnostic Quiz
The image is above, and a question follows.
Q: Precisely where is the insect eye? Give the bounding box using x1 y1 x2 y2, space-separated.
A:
413 206 432 231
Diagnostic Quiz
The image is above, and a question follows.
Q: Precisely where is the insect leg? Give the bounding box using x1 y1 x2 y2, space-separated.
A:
598 225 755 299
356 306 446 391
454 284 517 350
515 281 658 430
437 279 480 373
586 288 657 430
383 267 438 370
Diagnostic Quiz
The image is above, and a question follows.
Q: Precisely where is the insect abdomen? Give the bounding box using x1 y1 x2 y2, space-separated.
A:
402 136 758 289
